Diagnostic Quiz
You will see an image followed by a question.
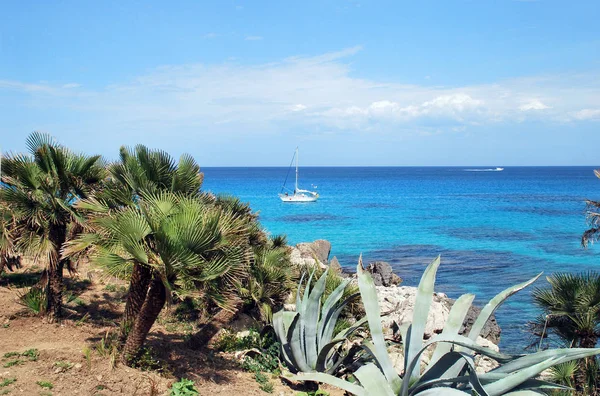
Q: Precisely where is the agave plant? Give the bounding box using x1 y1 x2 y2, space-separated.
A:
273 269 367 374
294 256 600 395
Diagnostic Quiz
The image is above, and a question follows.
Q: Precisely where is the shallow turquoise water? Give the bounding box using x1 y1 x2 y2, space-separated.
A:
201 166 600 351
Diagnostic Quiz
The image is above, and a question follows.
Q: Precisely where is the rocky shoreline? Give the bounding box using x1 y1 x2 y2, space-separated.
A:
289 239 502 373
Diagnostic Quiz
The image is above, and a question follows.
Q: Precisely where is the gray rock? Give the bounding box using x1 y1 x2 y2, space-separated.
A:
460 304 501 344
290 240 332 270
329 256 342 273
366 261 402 287
377 285 501 345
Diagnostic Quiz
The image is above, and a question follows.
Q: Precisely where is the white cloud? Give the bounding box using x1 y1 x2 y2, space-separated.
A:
62 83 81 89
572 108 600 120
519 99 550 111
289 104 307 112
2 47 600 139
245 35 263 41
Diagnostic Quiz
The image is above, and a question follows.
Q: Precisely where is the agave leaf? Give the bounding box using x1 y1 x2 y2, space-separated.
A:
354 363 395 396
335 316 368 340
304 269 329 369
405 255 441 382
510 379 571 391
413 351 488 396
273 310 300 369
298 269 315 365
295 272 306 314
316 317 369 372
502 391 547 395
357 256 403 393
491 347 600 374
414 389 470 395
292 372 368 396
444 273 542 378
427 293 475 370
483 358 556 396
318 279 353 348
469 273 541 341
320 292 361 349
402 333 515 395
288 313 312 372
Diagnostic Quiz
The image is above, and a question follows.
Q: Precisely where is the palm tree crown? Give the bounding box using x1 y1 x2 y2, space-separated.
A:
0 132 105 318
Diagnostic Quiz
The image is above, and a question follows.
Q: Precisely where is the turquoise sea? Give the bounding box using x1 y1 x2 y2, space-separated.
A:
202 166 600 352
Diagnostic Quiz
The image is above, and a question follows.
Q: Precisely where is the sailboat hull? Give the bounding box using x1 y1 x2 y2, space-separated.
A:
278 193 318 202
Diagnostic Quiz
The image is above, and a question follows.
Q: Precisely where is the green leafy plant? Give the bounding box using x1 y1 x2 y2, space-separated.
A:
16 287 46 315
294 256 600 395
169 378 199 396
296 390 329 396
2 360 23 368
54 361 74 371
36 381 53 390
273 269 366 375
21 348 39 361
0 378 16 388
82 346 92 370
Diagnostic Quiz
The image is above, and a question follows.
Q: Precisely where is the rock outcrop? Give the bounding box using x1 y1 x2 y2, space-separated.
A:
376 285 501 373
289 239 331 269
366 261 402 287
288 240 502 374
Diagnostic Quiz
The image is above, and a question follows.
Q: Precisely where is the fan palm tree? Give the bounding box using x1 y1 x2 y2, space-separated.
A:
239 236 295 322
533 272 600 348
66 192 253 364
0 132 105 320
582 169 600 247
89 145 205 340
533 272 600 391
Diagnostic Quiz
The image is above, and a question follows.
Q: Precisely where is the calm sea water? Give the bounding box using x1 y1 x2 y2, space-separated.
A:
202 166 600 352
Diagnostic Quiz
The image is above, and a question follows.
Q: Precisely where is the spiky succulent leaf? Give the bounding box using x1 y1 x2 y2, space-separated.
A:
357 256 403 393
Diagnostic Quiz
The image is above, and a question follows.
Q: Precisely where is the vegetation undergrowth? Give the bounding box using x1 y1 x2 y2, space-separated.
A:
215 328 281 393
169 378 199 396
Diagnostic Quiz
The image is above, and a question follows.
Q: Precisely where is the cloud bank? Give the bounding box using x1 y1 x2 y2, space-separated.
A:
1 47 599 139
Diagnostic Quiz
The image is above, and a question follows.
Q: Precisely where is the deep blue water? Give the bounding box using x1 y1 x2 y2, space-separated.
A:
201 166 600 352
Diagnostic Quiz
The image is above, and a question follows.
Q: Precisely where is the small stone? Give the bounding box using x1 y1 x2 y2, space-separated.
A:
74 363 82 369
96 375 102 381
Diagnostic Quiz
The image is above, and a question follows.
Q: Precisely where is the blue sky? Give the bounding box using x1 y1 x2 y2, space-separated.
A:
1 0 599 166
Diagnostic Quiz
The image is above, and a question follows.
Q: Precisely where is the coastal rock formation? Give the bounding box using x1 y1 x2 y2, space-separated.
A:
329 256 343 274
289 239 331 269
366 261 402 287
376 285 500 343
376 285 501 373
288 240 502 373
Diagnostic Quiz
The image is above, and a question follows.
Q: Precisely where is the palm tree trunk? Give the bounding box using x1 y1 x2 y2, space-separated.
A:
120 262 151 343
121 276 166 366
188 297 243 350
575 335 599 392
47 224 67 322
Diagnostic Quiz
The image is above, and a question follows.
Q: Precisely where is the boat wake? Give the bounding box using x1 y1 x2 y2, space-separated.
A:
464 167 504 172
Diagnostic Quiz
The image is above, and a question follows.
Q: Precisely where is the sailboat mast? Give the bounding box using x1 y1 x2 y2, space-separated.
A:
295 147 299 192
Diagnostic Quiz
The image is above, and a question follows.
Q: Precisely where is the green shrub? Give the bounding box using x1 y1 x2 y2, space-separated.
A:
170 378 199 396
0 378 16 388
214 328 262 352
36 381 53 390
2 360 23 368
16 287 46 315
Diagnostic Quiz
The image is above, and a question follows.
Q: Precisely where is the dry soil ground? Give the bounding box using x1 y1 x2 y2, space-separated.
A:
0 264 344 396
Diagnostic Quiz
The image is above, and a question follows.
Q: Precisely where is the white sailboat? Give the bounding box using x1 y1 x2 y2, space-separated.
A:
279 147 318 202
